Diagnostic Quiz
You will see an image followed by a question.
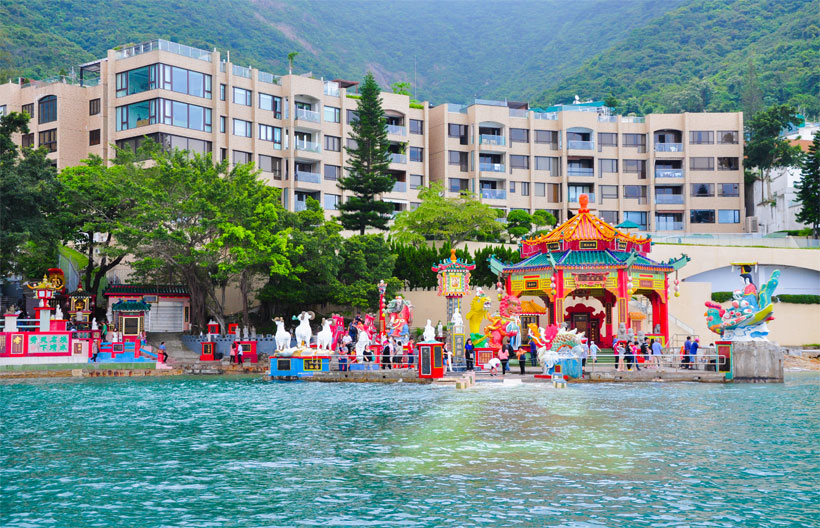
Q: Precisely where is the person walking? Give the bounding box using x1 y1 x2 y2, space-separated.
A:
464 338 474 371
615 342 625 372
237 343 244 365
159 341 168 363
683 336 692 369
443 342 452 372
580 339 589 371
529 338 538 366
91 339 99 362
407 338 415 367
380 338 392 370
651 338 662 369
392 338 403 369
640 338 649 365
498 339 511 376
589 341 599 364
517 346 527 375
229 341 237 364
690 338 700 370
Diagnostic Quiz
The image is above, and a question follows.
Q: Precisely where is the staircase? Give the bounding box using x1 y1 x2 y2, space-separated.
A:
145 332 200 367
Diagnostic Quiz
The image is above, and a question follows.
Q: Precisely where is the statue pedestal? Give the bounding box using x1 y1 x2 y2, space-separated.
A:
4 313 19 332
731 341 783 383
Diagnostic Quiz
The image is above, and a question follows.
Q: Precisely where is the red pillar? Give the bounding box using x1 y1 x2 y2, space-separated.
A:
616 269 629 332
554 270 565 326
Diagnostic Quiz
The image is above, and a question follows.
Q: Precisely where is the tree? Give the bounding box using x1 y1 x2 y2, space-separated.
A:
741 59 764 119
391 81 411 96
334 235 402 311
603 94 619 109
390 183 502 248
795 132 820 238
532 209 557 231
505 210 532 240
287 51 298 74
0 112 63 277
745 105 803 211
338 72 395 234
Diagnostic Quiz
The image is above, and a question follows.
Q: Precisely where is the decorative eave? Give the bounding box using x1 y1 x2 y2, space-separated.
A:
431 248 476 273
111 300 151 313
668 254 691 271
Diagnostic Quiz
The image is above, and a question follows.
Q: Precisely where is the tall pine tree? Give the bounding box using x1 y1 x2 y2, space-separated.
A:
338 72 394 234
795 132 820 238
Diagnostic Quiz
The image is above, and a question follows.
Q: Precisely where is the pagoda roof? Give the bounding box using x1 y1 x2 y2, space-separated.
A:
492 249 689 274
111 300 151 312
431 249 476 273
520 300 546 315
104 284 190 297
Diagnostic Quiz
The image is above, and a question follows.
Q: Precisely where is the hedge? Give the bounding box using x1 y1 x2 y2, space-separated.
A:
711 292 820 304
710 291 733 302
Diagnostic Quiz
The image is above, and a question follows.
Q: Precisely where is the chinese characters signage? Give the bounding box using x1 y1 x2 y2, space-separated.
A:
27 334 70 354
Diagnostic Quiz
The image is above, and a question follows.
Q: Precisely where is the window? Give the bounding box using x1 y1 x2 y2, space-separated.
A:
718 130 738 144
598 132 617 147
624 211 647 229
324 194 341 210
0 104 5 117
116 98 211 132
259 124 276 142
220 84 226 101
717 157 739 171
256 94 282 119
21 103 33 118
624 185 647 202
233 87 252 106
220 148 227 162
323 106 341 123
690 209 715 223
509 181 516 194
409 147 423 162
38 95 57 124
116 64 211 99
600 185 618 199
599 159 618 175
233 118 252 137
690 157 715 171
409 119 423 135
324 164 340 181
719 183 739 197
116 65 152 97
547 183 561 202
38 129 57 152
520 182 530 196
535 156 560 175
600 210 618 224
220 116 226 133
346 138 358 150
449 178 469 192
535 130 559 146
568 184 594 203
510 128 529 143
691 183 714 197
410 202 421 211
21 133 34 148
534 182 546 197
258 154 278 174
410 174 424 189
89 99 100 115
89 129 100 146
233 150 252 165
623 159 646 178
718 209 740 223
324 135 341 152
346 109 358 124
623 133 646 152
448 151 467 171
448 124 467 138
510 155 529 170
690 131 713 144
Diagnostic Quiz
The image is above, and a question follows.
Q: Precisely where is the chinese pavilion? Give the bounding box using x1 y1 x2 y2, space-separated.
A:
489 195 689 346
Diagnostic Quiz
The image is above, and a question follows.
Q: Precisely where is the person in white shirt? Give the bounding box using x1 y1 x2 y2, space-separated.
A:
589 341 600 363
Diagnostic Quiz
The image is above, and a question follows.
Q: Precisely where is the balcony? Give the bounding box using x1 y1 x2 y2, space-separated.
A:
509 108 528 118
294 202 308 212
534 112 558 120
258 71 280 85
479 134 506 146
622 116 645 123
387 124 406 136
232 64 251 78
568 140 594 150
655 169 684 179
323 81 340 97
481 189 507 200
568 167 594 177
295 140 321 153
655 221 684 231
598 115 618 123
654 194 684 204
295 108 321 123
392 181 407 193
115 39 212 62
655 143 684 153
295 170 321 184
389 153 407 164
480 162 505 173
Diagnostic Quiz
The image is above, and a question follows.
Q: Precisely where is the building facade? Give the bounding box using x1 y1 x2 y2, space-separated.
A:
0 39 745 233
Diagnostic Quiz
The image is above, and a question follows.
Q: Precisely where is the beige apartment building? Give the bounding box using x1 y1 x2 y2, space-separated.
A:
0 39 745 233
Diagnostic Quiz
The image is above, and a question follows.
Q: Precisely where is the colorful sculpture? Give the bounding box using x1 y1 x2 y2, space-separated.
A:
386 295 413 345
465 288 491 337
482 294 522 351
704 266 780 341
529 323 585 374
293 311 315 347
431 249 476 323
316 318 334 350
273 318 291 350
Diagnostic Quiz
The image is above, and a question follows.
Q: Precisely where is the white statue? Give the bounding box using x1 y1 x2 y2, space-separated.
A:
55 305 63 320
251 326 257 338
450 307 463 327
355 329 371 361
316 318 333 350
423 319 436 342
273 318 291 351
91 318 98 330
436 320 443 337
293 311 315 347
242 326 249 340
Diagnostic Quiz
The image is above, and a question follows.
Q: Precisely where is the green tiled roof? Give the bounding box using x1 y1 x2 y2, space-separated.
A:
557 250 623 266
499 249 676 271
104 284 189 296
111 300 152 312
502 253 556 270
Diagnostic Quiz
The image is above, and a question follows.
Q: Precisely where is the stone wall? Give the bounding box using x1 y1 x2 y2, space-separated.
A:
732 341 784 383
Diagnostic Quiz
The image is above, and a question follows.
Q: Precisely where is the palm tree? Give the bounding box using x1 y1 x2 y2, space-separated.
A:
287 52 299 74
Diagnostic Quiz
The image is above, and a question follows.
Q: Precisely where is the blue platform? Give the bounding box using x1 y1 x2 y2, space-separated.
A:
91 341 156 364
548 358 582 379
269 356 330 377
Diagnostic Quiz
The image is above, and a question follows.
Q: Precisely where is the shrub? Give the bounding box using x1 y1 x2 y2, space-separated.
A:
773 294 820 304
711 291 733 303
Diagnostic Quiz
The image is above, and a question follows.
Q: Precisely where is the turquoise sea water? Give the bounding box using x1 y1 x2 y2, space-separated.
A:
1 374 818 528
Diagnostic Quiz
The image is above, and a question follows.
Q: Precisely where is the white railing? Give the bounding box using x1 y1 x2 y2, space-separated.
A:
232 64 251 78
509 108 528 118
295 140 321 153
390 153 407 164
295 108 321 123
387 124 406 136
654 194 684 204
115 39 212 62
598 115 618 122
481 189 507 200
654 221 685 231
258 71 280 85
622 116 645 123
295 170 321 184
655 143 684 152
651 233 820 249
655 169 684 178
294 202 308 212
534 112 558 120
586 352 729 374
392 181 407 193
568 140 594 150
479 134 505 146
323 81 340 97
568 167 594 176
479 162 505 172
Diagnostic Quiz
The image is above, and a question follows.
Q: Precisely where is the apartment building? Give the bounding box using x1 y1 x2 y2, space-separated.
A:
0 39 745 233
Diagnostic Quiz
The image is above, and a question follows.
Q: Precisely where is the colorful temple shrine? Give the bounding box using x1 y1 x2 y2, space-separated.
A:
490 195 689 347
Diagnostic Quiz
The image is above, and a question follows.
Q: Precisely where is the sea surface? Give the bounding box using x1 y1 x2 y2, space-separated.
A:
1 373 818 528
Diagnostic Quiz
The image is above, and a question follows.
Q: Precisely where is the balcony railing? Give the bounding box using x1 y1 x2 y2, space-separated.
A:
295 170 321 184
534 112 558 120
655 143 684 152
568 140 594 150
479 134 506 146
568 167 594 177
392 181 407 193
294 202 308 212
389 153 407 164
115 39 212 62
598 115 618 123
655 221 684 231
387 124 406 136
324 81 340 97
654 194 684 204
655 169 684 178
622 116 645 123
295 140 321 153
295 108 321 123
481 189 507 200
232 64 251 78
479 162 505 173
509 109 528 118
258 71 280 85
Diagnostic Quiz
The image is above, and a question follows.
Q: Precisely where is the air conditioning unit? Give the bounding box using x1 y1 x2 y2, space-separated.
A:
745 216 759 233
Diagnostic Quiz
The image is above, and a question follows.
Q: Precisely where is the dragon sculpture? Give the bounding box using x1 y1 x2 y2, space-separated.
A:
528 322 586 374
482 293 522 352
465 288 492 346
704 268 780 341
385 295 413 345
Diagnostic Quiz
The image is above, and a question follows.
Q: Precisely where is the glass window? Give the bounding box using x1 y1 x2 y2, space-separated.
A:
718 131 738 144
189 71 204 98
600 210 618 224
568 184 594 203
172 101 188 128
717 157 739 170
690 157 715 170
690 131 714 144
346 138 358 150
510 128 529 143
691 183 714 196
600 185 618 199
547 183 561 202
259 124 274 142
534 182 545 197
38 95 57 124
509 181 516 194
535 156 559 174
38 129 57 152
410 147 423 162
510 155 529 170
220 116 226 133
324 135 341 152
323 106 341 123
520 182 530 196
448 124 467 138
409 119 423 134
624 185 647 199
21 103 33 118
324 194 341 210
188 104 204 131
410 174 423 189
324 165 340 181
448 151 467 170
623 159 646 178
220 84 226 101
449 178 469 192
89 99 100 116
0 104 5 117
22 133 34 148
258 154 273 173
624 211 647 229
233 150 251 165
718 209 740 223
89 129 100 146
598 132 617 147
172 66 188 94
623 133 646 151
233 118 251 137
719 183 739 197
232 87 251 106
346 109 358 124
116 99 154 131
599 159 618 174
535 129 559 146
116 65 154 97
690 209 715 223
259 93 273 111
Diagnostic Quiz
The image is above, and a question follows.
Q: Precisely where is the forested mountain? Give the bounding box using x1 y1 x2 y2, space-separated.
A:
1 0 817 116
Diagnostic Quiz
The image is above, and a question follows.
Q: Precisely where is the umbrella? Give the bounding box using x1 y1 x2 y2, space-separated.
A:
615 220 641 230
